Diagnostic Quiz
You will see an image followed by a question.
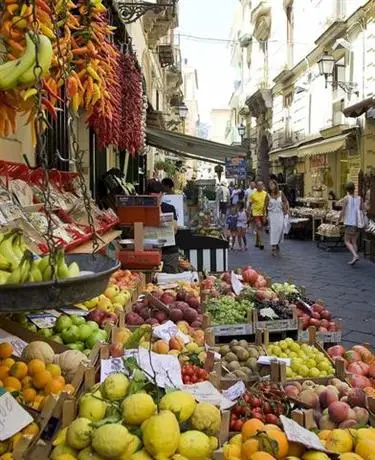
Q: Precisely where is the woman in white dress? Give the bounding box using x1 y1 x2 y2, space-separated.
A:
265 180 289 256
341 182 363 265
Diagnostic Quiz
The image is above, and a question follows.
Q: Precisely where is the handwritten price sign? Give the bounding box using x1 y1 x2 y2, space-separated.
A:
0 392 33 441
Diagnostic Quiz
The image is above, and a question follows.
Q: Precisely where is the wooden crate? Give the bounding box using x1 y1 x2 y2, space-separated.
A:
252 306 298 333
204 311 254 339
298 320 343 345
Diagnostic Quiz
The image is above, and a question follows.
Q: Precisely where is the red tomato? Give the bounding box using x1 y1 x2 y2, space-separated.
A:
183 365 194 376
184 376 191 384
197 368 208 379
191 375 198 384
249 396 261 407
233 419 244 431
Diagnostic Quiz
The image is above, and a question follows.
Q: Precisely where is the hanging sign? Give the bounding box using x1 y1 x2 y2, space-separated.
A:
225 157 247 179
310 154 328 169
0 391 33 441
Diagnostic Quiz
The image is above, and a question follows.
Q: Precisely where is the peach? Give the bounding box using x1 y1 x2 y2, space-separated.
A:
299 389 319 409
353 406 369 425
284 385 300 398
153 340 169 354
169 336 184 351
319 388 339 409
328 401 350 424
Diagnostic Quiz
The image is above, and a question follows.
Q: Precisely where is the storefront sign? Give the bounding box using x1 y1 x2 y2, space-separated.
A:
225 157 247 179
310 154 328 169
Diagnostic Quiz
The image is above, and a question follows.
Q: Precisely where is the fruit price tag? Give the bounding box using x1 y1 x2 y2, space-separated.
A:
0 392 33 441
280 415 328 452
153 321 190 344
138 348 183 388
27 313 57 329
222 381 246 401
61 308 89 316
100 358 126 382
0 329 27 357
212 324 252 336
182 381 234 410
257 356 291 366
231 272 244 296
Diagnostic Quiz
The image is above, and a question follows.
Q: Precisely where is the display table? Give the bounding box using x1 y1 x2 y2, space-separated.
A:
175 229 229 272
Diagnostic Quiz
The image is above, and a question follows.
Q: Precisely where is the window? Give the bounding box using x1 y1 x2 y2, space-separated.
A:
332 58 345 95
283 93 293 142
155 90 160 111
286 5 294 67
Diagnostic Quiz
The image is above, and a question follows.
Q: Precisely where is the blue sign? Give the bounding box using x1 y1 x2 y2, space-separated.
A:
225 157 247 179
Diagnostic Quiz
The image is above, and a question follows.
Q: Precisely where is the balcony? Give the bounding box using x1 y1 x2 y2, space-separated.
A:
158 31 176 67
165 46 182 94
145 1 179 49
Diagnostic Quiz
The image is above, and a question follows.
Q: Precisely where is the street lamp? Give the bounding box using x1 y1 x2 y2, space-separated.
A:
317 51 335 88
237 122 246 144
115 0 178 24
178 102 188 134
317 51 359 95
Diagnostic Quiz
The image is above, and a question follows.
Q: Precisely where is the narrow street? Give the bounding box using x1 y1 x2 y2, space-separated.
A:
229 237 375 347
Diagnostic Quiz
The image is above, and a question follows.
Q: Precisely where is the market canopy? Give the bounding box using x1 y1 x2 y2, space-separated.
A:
298 133 351 157
145 127 247 164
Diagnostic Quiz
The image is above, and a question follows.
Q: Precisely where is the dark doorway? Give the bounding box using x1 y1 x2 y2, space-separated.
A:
258 134 270 182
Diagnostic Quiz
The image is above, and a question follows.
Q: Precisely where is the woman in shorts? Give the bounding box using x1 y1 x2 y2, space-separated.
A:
237 202 248 251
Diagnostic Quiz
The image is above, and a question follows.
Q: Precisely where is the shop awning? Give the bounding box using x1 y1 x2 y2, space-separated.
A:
343 97 375 118
298 133 350 157
146 127 246 164
269 147 298 162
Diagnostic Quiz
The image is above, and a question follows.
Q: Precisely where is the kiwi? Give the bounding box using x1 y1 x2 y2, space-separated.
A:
236 349 250 361
230 339 239 347
219 345 230 356
227 361 241 372
233 370 248 379
248 347 260 358
239 339 249 349
245 357 258 371
225 352 238 363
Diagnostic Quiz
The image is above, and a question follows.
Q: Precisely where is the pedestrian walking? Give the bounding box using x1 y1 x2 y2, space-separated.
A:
226 206 238 250
237 202 248 251
217 182 230 218
265 179 289 256
250 181 267 250
231 185 241 206
341 182 364 265
245 181 256 208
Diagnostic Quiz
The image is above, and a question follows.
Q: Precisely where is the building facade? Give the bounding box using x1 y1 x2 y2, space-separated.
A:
228 0 375 198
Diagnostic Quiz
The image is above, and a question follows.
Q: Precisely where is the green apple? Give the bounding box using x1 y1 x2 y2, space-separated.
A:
39 328 53 338
86 321 99 332
85 330 108 349
51 335 64 344
61 325 80 344
78 324 93 341
71 315 86 326
55 315 72 332
83 349 91 357
97 329 108 342
67 342 85 351
14 313 28 325
27 324 38 333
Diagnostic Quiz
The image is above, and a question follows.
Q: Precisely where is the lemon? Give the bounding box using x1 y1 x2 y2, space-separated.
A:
50 445 78 460
142 410 180 459
130 450 153 460
122 393 156 425
101 373 129 401
78 447 106 459
79 394 107 421
160 391 197 422
178 431 211 460
92 424 130 458
66 418 93 450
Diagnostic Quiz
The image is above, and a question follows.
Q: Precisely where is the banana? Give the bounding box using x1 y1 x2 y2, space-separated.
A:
0 233 21 270
0 33 37 90
0 253 12 271
0 271 9 285
18 34 53 86
30 261 43 282
42 264 53 281
56 250 69 279
12 232 24 260
20 254 32 283
6 262 22 284
37 255 50 273
67 261 80 278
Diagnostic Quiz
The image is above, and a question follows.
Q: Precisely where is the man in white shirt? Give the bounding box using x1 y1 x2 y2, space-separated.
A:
218 183 230 217
245 181 256 208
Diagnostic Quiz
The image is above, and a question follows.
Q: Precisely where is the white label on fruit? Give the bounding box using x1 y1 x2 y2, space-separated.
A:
0 329 27 357
152 321 190 344
182 381 234 410
61 308 89 316
0 392 33 441
47 310 62 317
27 313 57 329
100 358 126 382
259 307 279 320
257 356 291 366
231 272 244 296
281 415 328 452
204 344 221 360
222 381 246 401
138 347 183 389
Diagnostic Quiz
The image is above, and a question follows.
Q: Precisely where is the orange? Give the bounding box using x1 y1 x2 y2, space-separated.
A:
31 394 45 410
63 384 75 395
10 433 22 450
9 362 28 380
263 424 281 432
28 359 45 376
23 388 37 403
242 419 265 441
46 363 61 378
32 370 52 389
55 375 65 386
44 378 64 395
22 422 39 438
0 343 13 359
250 452 276 460
260 430 288 460
3 358 15 368
287 441 305 457
3 376 21 392
0 366 9 381
242 438 260 460
21 376 33 389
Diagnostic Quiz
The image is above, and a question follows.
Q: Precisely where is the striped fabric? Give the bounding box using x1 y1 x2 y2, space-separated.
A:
184 249 228 272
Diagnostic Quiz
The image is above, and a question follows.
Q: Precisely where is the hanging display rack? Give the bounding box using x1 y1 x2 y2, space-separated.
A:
0 0 120 311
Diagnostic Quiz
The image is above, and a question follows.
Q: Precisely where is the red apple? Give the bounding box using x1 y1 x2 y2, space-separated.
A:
312 312 321 320
320 309 332 320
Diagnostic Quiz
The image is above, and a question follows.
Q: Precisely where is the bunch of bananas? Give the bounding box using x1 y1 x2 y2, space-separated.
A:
0 32 52 91
0 230 80 285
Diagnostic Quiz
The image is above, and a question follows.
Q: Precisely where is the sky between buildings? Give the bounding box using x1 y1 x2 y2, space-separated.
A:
179 0 237 125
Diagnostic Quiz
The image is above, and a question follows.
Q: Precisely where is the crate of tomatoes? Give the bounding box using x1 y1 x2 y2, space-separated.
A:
181 363 209 385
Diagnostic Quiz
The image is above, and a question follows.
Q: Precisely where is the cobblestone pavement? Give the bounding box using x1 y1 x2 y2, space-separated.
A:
228 235 375 347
